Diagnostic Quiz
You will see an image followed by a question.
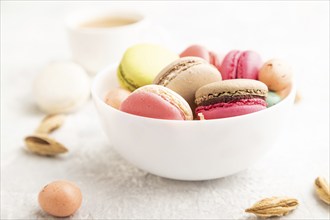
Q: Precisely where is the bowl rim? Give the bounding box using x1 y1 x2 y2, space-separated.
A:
91 64 296 124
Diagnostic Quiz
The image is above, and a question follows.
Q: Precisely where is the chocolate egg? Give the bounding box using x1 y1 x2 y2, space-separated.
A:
258 59 293 92
33 61 90 114
38 180 82 217
104 88 131 109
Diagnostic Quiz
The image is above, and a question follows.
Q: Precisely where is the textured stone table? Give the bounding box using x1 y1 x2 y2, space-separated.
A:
1 2 329 219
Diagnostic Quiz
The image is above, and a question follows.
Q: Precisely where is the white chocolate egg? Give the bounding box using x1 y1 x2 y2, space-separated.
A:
33 61 90 114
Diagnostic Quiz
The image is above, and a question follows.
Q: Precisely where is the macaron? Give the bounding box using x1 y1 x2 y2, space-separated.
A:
266 91 282 107
180 45 211 62
195 79 268 119
120 85 193 120
33 61 90 114
180 45 223 72
153 57 222 109
220 50 262 80
117 44 179 91
258 59 293 92
208 51 223 71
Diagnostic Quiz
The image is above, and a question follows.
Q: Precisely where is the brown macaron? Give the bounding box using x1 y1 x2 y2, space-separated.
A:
153 57 222 109
195 79 268 119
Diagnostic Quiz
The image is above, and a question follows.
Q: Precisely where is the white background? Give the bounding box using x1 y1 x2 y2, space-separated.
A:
1 1 329 219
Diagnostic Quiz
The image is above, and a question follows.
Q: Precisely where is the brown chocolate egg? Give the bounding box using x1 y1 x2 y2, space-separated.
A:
104 88 131 109
258 59 293 92
38 180 82 217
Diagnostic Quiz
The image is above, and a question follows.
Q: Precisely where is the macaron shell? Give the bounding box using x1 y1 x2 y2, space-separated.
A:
118 44 179 91
196 99 266 119
120 91 185 120
219 50 241 80
120 85 193 120
237 51 262 80
117 67 137 92
195 79 268 106
154 57 208 85
180 45 210 62
142 85 193 120
209 51 223 72
155 57 222 109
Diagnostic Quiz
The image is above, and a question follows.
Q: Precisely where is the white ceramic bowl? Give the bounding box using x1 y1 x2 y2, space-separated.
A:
92 65 296 181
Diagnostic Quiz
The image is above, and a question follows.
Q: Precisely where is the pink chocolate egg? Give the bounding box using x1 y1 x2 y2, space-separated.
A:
104 88 131 109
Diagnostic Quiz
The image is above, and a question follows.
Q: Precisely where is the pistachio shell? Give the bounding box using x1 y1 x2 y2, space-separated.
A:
245 196 298 218
25 134 68 156
35 114 66 134
315 177 330 205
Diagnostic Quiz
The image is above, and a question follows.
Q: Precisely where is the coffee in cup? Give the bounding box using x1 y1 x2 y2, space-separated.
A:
79 16 138 28
67 10 151 75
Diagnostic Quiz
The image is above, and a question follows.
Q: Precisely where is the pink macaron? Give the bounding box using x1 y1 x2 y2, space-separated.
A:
180 45 222 72
219 50 262 80
208 51 222 72
120 85 193 120
180 45 210 62
195 79 268 119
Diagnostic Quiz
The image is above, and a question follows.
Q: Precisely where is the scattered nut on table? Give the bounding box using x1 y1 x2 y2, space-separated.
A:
315 176 330 205
24 114 68 156
245 196 299 218
35 114 66 134
25 134 68 156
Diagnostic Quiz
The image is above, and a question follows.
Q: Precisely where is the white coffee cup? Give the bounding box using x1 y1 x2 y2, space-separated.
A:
67 10 157 75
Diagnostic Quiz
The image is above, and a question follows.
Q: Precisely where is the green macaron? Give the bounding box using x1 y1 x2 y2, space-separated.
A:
266 91 282 107
117 44 179 91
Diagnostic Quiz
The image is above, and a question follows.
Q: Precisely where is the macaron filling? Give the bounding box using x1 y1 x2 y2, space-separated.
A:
236 51 262 80
196 98 266 110
196 98 267 119
198 94 266 106
117 65 140 90
195 89 267 106
229 50 242 79
156 59 204 86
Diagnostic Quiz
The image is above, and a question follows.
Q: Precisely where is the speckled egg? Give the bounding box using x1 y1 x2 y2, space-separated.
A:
258 59 293 92
266 91 282 107
38 180 82 217
104 88 131 109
